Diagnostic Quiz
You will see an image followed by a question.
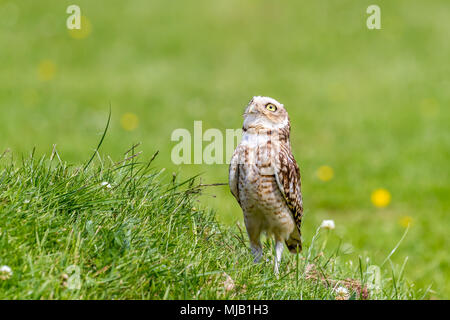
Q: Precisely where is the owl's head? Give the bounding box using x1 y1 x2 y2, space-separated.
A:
243 96 289 131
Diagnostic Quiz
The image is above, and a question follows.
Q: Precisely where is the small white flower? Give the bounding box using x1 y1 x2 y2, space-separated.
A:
0 265 13 280
101 181 112 189
320 219 335 230
334 286 349 300
335 286 348 295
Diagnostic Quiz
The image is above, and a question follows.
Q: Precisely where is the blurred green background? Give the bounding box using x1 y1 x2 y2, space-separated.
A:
0 0 448 298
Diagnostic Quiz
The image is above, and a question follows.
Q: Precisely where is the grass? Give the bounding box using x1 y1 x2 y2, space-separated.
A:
0 151 424 299
0 0 448 298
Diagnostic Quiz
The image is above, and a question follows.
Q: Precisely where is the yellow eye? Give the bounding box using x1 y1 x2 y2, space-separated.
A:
266 103 277 112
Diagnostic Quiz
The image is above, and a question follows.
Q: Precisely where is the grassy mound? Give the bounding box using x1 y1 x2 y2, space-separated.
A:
0 151 423 299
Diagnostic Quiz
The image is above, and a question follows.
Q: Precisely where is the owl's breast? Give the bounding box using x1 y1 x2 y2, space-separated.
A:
237 144 283 212
235 142 295 239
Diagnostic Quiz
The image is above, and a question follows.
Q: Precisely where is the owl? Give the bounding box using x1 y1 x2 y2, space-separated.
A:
229 96 303 274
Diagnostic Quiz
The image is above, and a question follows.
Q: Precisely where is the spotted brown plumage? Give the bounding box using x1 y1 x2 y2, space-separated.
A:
229 96 303 274
274 141 303 253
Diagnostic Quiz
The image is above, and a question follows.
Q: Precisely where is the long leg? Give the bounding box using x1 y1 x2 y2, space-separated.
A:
274 240 284 275
244 218 262 263
250 240 263 263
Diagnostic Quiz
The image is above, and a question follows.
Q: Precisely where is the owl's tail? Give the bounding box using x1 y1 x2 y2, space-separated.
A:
285 228 302 254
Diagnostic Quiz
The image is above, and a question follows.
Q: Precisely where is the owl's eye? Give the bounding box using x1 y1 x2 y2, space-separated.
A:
265 103 277 112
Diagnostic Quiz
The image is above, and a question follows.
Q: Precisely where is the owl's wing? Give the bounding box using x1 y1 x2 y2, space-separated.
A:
273 145 303 231
229 146 241 205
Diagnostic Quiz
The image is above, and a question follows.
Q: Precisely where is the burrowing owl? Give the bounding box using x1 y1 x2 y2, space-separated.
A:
229 96 303 274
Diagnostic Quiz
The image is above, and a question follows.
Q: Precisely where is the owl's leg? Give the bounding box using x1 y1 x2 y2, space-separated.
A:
274 240 284 275
250 240 263 263
244 217 263 263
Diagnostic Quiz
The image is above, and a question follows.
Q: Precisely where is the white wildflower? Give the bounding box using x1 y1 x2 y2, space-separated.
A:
334 286 349 300
0 265 13 280
101 181 112 189
320 220 335 230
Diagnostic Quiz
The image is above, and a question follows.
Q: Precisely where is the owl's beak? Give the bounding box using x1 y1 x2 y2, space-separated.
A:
246 104 256 114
